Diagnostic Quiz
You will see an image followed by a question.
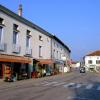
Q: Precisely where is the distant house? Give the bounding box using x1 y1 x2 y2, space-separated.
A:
84 50 100 72
71 61 80 68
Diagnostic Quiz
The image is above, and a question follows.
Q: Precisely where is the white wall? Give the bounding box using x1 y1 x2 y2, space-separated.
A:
51 38 70 61
85 56 100 69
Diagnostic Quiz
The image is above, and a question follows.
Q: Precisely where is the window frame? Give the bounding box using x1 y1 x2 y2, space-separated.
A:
88 60 93 64
96 60 100 64
39 46 42 57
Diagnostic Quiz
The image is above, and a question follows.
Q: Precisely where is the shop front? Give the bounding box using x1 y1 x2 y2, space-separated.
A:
0 54 32 81
32 59 54 78
54 60 65 74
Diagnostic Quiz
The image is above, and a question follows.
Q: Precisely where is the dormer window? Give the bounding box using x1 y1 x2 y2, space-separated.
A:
39 35 43 41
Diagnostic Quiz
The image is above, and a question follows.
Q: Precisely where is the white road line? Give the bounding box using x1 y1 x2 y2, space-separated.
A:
97 86 100 90
85 84 93 89
43 81 58 86
67 96 93 100
40 81 49 85
75 84 82 88
63 83 75 88
53 82 66 86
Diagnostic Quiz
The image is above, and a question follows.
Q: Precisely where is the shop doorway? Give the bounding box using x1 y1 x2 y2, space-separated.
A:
0 63 3 78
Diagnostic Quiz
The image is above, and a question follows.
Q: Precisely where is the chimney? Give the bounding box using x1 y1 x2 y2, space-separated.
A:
18 4 23 16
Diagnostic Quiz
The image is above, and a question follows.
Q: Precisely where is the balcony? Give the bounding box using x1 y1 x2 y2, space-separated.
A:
0 43 7 52
12 44 20 53
25 47 32 56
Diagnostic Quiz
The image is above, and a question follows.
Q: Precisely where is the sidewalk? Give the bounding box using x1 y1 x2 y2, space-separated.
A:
0 72 74 88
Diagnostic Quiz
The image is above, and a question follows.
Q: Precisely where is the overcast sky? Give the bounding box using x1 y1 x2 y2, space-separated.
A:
0 0 100 61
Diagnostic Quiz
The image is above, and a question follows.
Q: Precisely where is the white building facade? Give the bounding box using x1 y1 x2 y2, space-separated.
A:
51 36 71 73
84 51 100 72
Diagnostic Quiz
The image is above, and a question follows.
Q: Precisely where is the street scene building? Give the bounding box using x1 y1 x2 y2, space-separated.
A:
0 4 71 81
84 50 100 72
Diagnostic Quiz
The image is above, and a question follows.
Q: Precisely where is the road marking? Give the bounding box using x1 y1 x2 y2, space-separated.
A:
67 96 94 100
43 81 58 86
75 84 82 88
85 84 93 89
63 83 75 88
97 86 100 90
40 81 49 85
52 82 66 86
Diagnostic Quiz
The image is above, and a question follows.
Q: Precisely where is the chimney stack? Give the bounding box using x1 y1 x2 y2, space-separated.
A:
18 4 23 16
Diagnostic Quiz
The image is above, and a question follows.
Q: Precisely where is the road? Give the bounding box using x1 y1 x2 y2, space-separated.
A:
0 70 100 100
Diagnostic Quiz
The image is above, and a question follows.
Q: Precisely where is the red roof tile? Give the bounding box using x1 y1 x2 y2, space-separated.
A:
86 50 100 56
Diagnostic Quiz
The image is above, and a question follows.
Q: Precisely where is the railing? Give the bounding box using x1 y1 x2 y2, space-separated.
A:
12 44 20 53
25 47 32 55
0 43 7 51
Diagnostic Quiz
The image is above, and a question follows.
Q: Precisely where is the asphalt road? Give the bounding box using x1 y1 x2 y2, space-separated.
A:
0 70 100 100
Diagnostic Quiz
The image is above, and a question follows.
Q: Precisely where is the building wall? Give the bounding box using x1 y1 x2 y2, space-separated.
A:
51 39 70 61
84 56 100 69
0 11 51 59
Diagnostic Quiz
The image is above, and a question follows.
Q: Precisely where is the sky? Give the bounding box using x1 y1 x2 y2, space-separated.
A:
0 0 100 61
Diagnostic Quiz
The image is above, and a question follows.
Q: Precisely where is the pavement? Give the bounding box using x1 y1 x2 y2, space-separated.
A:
0 70 100 100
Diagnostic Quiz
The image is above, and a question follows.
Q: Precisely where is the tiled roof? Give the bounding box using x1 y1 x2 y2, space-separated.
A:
86 50 100 56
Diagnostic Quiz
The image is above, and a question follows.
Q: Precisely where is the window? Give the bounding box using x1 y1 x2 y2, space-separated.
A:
57 44 58 48
57 51 58 59
96 60 100 64
60 53 62 59
13 24 19 44
26 30 31 47
0 18 3 25
88 60 92 64
0 26 3 42
47 38 49 42
39 35 43 41
39 46 42 57
54 42 56 47
53 49 55 58
0 18 4 42
13 31 18 44
13 24 18 31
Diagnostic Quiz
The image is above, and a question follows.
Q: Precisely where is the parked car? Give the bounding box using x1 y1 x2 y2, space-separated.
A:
79 67 85 73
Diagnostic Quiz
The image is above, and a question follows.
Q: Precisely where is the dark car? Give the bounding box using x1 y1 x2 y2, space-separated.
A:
79 67 85 73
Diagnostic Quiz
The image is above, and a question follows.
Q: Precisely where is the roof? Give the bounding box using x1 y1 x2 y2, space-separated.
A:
53 35 71 53
0 4 52 37
86 50 100 56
